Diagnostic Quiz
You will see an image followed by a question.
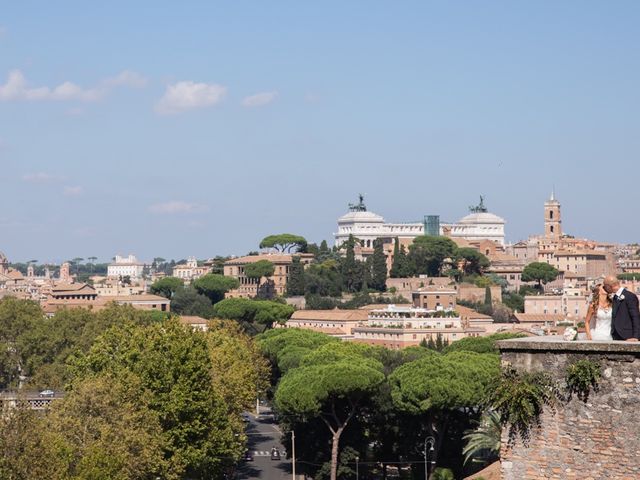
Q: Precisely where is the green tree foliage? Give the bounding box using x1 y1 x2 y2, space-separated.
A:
243 260 275 279
490 368 562 446
340 235 364 292
2 301 159 390
72 320 240 478
409 236 458 276
485 273 509 290
370 239 388 292
275 343 385 480
48 374 169 479
0 297 42 388
170 287 214 318
457 248 490 276
618 273 640 281
193 273 239 304
286 256 306 296
257 328 337 376
213 297 294 329
259 233 308 253
502 292 525 312
462 410 501 466
443 332 526 355
150 276 183 299
484 286 492 306
304 261 343 297
521 262 559 290
206 321 271 422
0 405 64 479
390 351 500 465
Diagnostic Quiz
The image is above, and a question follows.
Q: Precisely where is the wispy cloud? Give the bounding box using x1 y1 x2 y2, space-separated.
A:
22 172 65 183
0 69 147 102
242 91 278 108
63 186 83 196
155 81 226 115
148 201 208 214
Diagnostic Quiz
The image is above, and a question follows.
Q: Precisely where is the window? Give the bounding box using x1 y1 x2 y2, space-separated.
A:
550 211 554 220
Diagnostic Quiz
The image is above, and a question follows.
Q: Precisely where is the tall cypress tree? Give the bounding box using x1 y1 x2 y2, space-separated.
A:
341 235 360 293
371 240 388 292
391 243 412 278
484 285 492 306
390 238 401 278
287 256 305 296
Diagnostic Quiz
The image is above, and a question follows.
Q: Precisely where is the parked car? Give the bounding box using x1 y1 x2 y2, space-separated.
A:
39 389 54 397
270 447 281 461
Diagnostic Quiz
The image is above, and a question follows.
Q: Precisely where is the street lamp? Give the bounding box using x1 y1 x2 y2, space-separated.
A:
423 436 435 480
355 456 359 480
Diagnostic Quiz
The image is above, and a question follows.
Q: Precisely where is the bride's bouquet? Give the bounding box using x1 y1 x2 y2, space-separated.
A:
563 326 578 341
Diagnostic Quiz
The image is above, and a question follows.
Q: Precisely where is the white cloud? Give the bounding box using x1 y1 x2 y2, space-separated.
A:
63 186 83 196
242 91 278 108
103 70 148 88
0 69 147 102
155 81 226 114
148 201 208 214
22 172 65 183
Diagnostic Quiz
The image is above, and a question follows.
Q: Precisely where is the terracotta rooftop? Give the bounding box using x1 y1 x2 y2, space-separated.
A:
456 305 493 320
290 308 368 321
513 313 566 323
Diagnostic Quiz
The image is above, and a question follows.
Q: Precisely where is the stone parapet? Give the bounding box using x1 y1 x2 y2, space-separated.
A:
497 337 640 480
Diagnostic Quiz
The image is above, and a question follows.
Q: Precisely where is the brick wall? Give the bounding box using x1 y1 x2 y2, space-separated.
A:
497 338 640 480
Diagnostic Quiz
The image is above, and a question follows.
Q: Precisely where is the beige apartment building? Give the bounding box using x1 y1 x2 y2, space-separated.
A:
43 293 170 316
284 309 369 336
551 250 615 280
224 253 314 298
412 287 457 310
619 258 640 274
352 305 467 349
172 257 211 282
524 292 589 320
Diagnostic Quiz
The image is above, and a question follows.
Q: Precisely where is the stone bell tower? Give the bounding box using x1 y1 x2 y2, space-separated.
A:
544 190 562 240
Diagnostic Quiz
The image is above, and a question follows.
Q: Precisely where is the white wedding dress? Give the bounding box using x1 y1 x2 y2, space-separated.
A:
591 307 613 341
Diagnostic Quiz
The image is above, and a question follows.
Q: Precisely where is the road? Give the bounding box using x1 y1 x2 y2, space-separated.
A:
236 407 292 480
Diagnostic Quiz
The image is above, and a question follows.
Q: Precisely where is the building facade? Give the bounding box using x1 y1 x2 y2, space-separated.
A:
224 253 314 298
107 255 145 279
334 195 506 249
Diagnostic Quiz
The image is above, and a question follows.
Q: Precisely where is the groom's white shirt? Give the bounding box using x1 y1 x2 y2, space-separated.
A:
616 287 625 298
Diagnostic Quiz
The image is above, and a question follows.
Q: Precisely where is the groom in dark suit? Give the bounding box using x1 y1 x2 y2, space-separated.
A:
603 275 640 341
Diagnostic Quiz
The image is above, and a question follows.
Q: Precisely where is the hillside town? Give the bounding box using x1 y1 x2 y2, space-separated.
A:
5 3 640 478
2 193 636 345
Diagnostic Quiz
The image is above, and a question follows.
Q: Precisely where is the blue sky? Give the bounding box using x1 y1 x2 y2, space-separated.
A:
2 1 640 262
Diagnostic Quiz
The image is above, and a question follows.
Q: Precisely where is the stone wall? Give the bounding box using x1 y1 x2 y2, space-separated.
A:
497 337 640 480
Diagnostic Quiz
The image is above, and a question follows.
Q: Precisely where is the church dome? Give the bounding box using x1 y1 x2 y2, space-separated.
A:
458 212 505 225
338 210 385 224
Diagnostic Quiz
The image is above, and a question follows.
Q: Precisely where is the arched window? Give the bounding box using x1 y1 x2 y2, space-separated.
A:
550 225 554 233
550 211 554 220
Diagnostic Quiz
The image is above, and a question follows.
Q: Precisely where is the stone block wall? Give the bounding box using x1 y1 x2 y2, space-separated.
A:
497 337 640 480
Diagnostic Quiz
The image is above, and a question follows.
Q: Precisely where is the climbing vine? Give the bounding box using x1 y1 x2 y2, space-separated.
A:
565 359 601 402
490 367 563 447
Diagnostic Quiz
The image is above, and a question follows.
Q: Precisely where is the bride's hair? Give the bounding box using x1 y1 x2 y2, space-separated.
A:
590 283 611 311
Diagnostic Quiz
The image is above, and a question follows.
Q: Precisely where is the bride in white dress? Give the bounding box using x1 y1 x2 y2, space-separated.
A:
585 284 613 341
